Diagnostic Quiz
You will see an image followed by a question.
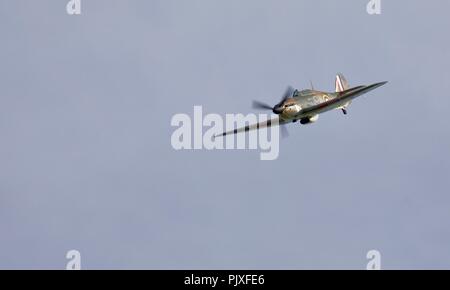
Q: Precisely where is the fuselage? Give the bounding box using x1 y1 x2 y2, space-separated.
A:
279 89 337 121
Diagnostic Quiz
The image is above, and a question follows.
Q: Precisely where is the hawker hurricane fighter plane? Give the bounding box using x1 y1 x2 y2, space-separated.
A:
215 74 387 137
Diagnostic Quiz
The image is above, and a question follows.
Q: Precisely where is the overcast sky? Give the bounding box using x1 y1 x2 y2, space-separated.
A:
1 0 450 269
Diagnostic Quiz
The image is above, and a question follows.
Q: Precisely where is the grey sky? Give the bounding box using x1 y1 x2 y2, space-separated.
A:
1 0 450 269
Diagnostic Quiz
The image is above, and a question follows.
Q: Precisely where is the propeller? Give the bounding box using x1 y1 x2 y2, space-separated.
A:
278 86 295 106
252 86 294 115
280 123 289 138
252 86 295 138
252 100 273 111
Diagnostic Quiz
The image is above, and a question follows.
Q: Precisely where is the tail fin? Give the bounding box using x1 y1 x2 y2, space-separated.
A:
335 73 349 92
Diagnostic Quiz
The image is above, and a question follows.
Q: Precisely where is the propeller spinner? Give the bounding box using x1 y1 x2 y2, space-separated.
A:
252 86 295 138
252 86 294 115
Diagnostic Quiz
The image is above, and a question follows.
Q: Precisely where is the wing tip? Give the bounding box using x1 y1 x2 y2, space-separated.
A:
213 133 225 139
375 81 388 87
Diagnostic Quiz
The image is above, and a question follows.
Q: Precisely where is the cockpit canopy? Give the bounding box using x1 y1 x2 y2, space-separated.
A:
293 89 316 97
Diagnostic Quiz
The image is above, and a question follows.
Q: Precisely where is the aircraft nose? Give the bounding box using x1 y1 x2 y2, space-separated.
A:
272 106 283 114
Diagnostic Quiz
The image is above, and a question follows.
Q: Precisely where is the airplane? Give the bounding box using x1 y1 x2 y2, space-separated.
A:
215 73 387 138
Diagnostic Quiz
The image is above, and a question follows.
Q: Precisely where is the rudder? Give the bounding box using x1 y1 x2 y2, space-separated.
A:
335 73 349 92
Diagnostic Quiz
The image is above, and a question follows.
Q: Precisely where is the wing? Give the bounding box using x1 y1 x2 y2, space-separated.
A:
214 116 289 138
299 81 387 117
